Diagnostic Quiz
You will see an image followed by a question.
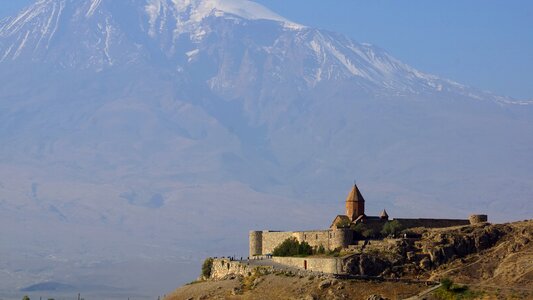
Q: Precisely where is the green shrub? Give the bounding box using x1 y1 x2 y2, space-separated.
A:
351 223 366 239
351 223 380 239
381 220 404 237
441 277 453 290
434 279 482 300
326 247 341 256
362 228 378 238
22 296 30 300
317 244 326 254
201 257 214 278
298 241 313 255
272 237 313 257
335 218 351 228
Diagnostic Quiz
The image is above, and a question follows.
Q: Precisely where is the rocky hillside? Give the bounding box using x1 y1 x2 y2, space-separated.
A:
166 220 533 299
344 220 529 279
429 220 533 289
166 274 430 300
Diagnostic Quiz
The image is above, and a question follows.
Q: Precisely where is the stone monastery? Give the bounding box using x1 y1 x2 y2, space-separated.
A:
249 184 487 256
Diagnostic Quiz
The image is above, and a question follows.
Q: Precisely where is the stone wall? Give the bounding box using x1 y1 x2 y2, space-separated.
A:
294 230 335 249
361 218 387 232
469 214 488 224
394 218 470 229
261 231 294 255
210 258 273 280
272 256 343 274
252 217 482 256
256 229 351 255
249 231 263 256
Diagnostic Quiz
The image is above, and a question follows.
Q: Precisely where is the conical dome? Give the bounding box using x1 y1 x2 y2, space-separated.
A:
346 184 365 221
346 184 365 202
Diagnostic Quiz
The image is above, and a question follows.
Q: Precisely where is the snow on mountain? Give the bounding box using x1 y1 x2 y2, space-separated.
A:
0 0 302 68
0 0 521 105
145 0 303 34
0 0 532 297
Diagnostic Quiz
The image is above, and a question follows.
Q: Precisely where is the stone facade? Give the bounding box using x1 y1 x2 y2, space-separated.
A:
393 218 470 229
210 257 345 278
210 258 273 280
469 214 488 224
251 229 352 256
272 256 343 274
249 231 263 256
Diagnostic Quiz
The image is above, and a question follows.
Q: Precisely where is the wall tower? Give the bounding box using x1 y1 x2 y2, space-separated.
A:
346 184 365 221
249 231 263 256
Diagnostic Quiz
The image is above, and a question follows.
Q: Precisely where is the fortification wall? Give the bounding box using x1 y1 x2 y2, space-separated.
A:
210 258 273 280
331 228 352 249
272 257 343 274
249 231 263 256
295 230 334 250
469 214 488 224
259 229 349 255
361 218 387 232
261 231 294 255
394 218 470 229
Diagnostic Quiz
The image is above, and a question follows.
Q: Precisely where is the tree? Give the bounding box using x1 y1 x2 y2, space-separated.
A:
272 237 313 257
22 296 30 300
298 241 313 256
352 223 380 239
362 228 379 238
381 220 404 237
317 244 326 254
202 257 214 278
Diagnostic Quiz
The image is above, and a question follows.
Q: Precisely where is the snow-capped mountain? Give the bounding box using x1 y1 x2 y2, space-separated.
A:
0 0 532 298
1 0 509 97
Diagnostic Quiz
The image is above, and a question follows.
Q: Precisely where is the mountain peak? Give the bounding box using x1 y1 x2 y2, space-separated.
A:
144 0 304 31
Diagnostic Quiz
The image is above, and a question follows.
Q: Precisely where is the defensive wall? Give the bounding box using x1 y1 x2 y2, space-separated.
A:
210 257 346 279
210 258 273 280
250 216 488 256
250 229 352 256
393 218 470 229
469 214 488 224
272 256 343 274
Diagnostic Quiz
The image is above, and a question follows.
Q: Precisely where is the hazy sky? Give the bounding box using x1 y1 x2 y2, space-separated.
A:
1 0 532 99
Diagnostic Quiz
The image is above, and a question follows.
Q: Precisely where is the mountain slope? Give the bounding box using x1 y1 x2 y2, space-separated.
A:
0 0 532 297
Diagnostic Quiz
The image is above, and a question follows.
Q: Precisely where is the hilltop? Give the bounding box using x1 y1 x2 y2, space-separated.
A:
166 220 533 299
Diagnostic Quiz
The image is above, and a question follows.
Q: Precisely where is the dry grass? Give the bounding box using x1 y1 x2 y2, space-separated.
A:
165 274 429 300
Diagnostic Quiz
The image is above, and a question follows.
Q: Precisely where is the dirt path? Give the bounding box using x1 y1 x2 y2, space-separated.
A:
403 284 441 300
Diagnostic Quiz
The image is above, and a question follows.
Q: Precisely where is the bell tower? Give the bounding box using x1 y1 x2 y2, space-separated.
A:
346 184 365 221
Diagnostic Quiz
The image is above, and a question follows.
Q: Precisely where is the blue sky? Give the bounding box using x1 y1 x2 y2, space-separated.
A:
1 0 531 99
